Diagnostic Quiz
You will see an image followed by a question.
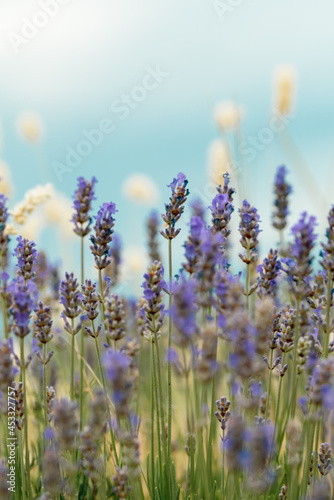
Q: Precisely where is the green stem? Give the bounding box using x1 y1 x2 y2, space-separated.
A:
19 427 26 498
301 419 315 498
167 238 172 482
79 236 85 431
271 353 285 458
20 338 31 499
222 429 225 499
290 298 300 419
70 325 75 401
43 344 47 429
150 349 156 500
245 247 251 317
151 343 163 495
324 275 332 358
1 295 8 340
92 322 119 466
265 349 274 421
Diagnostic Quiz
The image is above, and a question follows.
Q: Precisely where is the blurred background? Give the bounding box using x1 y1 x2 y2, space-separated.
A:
0 0 334 293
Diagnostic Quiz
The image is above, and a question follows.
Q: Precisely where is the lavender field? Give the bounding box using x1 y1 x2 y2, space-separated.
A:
0 157 333 499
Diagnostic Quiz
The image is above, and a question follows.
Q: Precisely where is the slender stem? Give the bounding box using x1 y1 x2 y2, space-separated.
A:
79 236 85 431
20 338 31 499
301 419 315 498
324 275 332 358
20 427 26 498
43 344 47 429
151 343 163 493
290 298 300 419
98 268 108 345
70 328 75 401
207 352 217 484
167 238 172 481
150 348 156 500
91 321 119 465
265 349 274 421
271 353 285 457
222 429 225 499
1 295 8 340
245 246 251 317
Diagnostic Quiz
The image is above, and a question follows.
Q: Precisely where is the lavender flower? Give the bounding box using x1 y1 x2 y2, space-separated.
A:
307 357 334 409
14 236 38 281
257 249 281 298
161 172 189 240
34 301 53 344
225 413 247 472
59 272 82 320
81 280 99 321
238 200 261 265
90 202 117 269
8 277 36 338
170 277 198 347
147 210 161 262
273 165 292 231
140 261 166 341
59 273 85 336
317 443 332 476
292 212 317 271
41 448 62 498
196 323 219 383
215 396 231 432
113 467 131 498
105 294 126 342
209 192 233 239
196 229 224 303
103 350 132 416
52 398 78 451
72 176 97 237
182 216 205 275
14 381 24 430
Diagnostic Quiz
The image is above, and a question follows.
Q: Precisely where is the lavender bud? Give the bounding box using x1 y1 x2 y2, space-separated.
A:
52 398 78 452
72 176 97 237
81 280 99 321
273 165 291 231
161 172 189 240
90 202 117 270
34 301 53 344
147 210 161 262
13 236 38 281
318 443 332 476
238 200 261 264
9 277 36 338
105 294 126 342
113 466 131 499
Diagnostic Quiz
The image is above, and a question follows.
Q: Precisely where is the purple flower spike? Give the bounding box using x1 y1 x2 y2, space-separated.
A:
273 165 292 231
8 277 36 338
72 176 97 237
90 202 117 270
170 276 198 347
14 236 38 281
161 172 189 240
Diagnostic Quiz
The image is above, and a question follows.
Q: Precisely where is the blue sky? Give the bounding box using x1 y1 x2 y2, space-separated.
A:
0 0 334 286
